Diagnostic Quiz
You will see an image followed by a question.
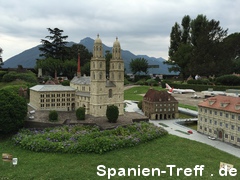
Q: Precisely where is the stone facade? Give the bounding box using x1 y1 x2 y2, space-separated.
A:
29 85 76 111
29 35 124 117
142 89 178 120
198 95 240 147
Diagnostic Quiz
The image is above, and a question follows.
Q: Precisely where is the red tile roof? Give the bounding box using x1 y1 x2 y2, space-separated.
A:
144 89 178 102
198 95 240 113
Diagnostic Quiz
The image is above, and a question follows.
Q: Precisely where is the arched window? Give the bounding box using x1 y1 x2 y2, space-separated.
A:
93 72 95 80
109 89 112 98
100 62 102 68
118 63 121 69
99 72 102 79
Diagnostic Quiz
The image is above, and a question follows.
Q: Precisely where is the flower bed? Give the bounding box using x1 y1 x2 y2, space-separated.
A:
12 122 168 154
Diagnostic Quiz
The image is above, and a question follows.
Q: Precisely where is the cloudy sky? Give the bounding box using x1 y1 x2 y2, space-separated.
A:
0 0 239 61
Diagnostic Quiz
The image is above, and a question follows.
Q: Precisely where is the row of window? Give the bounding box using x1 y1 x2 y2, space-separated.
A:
40 103 72 107
199 123 240 131
155 108 175 112
40 93 74 98
200 119 240 131
200 108 240 120
77 86 90 91
199 126 240 142
155 104 175 107
40 98 75 103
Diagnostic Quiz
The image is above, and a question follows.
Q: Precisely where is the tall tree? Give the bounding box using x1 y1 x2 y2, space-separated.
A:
190 15 228 76
166 14 228 78
39 28 69 60
129 58 148 74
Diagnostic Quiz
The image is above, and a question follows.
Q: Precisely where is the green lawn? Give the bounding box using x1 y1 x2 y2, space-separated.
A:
124 86 164 101
1 135 239 179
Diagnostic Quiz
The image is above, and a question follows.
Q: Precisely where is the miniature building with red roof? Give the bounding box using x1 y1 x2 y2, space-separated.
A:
142 89 178 120
198 95 240 146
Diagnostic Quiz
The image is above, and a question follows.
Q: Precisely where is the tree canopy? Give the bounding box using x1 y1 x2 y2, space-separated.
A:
129 58 149 75
39 28 69 60
166 14 235 78
0 89 28 134
36 28 92 79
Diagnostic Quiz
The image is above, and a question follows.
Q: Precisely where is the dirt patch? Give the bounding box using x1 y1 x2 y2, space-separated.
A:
27 107 148 130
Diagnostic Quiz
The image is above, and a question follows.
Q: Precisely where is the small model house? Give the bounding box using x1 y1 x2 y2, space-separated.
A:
142 89 178 120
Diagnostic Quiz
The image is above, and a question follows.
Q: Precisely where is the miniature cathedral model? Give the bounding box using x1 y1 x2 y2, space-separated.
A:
71 35 124 117
29 35 125 117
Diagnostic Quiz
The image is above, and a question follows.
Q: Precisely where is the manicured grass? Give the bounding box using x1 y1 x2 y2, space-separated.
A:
179 103 198 111
124 85 164 101
175 129 190 135
158 123 169 127
1 135 239 179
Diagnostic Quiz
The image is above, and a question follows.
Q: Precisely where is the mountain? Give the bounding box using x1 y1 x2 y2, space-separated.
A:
2 37 177 75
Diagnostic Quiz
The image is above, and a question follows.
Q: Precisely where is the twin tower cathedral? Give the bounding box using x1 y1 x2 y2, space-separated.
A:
70 35 125 117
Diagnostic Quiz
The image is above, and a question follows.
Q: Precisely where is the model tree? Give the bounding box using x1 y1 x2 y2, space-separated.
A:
0 89 27 134
106 105 119 123
166 14 228 78
129 58 148 75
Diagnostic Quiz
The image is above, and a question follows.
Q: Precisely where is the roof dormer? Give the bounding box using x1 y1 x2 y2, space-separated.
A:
220 101 230 108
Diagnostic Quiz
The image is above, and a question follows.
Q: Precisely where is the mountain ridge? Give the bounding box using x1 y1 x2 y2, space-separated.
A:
2 37 177 75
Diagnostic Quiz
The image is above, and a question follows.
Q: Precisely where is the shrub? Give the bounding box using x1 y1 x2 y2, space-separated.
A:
49 110 58 122
0 89 27 134
61 80 70 86
135 80 145 85
106 105 119 123
0 71 7 81
187 79 210 85
124 77 130 85
76 107 85 120
138 100 142 110
2 71 37 83
146 79 157 86
215 75 240 86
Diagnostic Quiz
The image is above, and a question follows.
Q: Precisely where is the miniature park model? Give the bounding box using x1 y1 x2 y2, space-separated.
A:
28 35 240 148
29 35 124 117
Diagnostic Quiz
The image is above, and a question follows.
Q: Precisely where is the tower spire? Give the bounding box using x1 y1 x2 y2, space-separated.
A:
77 49 81 78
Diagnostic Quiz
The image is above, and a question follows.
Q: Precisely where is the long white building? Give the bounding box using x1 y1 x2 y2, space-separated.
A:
198 95 240 146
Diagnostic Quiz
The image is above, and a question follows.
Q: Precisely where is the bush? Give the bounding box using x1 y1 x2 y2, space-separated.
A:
2 71 37 83
106 105 119 123
215 75 240 86
135 80 145 85
187 79 210 85
138 101 142 110
61 80 70 86
146 79 157 86
124 77 130 85
49 110 58 122
0 71 7 81
76 107 85 120
0 89 27 134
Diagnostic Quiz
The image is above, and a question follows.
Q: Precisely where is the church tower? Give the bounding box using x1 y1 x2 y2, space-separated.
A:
90 34 107 116
109 37 124 115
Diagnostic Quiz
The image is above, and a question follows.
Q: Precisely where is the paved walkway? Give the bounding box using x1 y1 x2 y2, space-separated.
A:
124 100 240 158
